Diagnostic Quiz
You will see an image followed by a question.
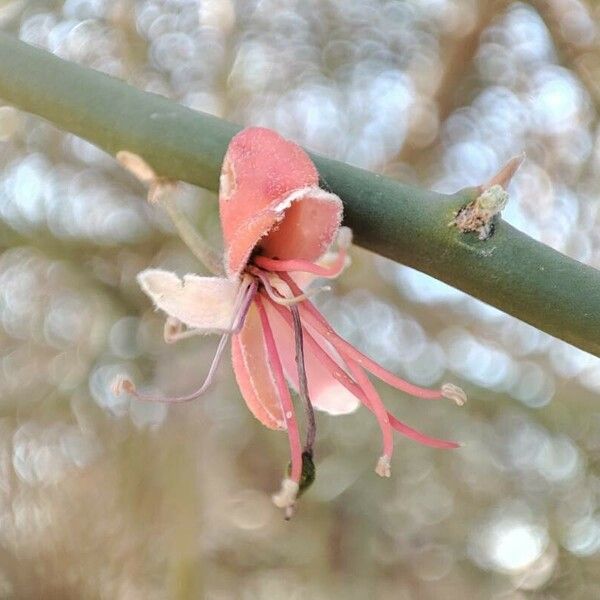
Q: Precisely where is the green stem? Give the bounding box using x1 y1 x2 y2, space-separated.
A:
1 33 599 357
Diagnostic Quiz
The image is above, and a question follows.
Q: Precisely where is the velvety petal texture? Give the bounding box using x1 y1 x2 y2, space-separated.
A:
219 128 343 277
137 269 239 332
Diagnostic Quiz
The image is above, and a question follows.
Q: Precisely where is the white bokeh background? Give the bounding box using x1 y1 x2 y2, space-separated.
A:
1 0 600 598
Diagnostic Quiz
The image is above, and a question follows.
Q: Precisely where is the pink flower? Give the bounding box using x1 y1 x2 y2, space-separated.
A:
117 127 466 516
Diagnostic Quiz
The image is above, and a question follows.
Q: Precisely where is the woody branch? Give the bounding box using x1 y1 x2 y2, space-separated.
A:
1 33 600 357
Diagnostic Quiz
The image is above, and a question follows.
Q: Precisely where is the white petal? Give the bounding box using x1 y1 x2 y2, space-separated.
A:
137 269 239 332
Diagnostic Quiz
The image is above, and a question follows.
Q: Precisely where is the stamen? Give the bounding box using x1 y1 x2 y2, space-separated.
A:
346 358 394 477
114 279 257 404
254 295 303 486
441 383 467 406
272 478 299 520
281 274 466 403
274 450 316 520
375 455 391 478
250 267 329 306
113 330 231 403
265 297 462 449
386 413 461 449
253 227 351 278
289 303 316 454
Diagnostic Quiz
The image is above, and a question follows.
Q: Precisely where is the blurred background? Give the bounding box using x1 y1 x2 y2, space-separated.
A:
1 0 600 598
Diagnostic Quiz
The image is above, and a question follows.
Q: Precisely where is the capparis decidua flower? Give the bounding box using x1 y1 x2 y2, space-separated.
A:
115 127 466 518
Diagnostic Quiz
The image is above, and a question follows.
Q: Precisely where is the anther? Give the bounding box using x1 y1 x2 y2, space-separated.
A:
441 383 467 406
272 478 299 519
375 455 392 478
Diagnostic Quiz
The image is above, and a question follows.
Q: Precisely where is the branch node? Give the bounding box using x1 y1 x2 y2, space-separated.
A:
450 185 509 241
450 154 523 240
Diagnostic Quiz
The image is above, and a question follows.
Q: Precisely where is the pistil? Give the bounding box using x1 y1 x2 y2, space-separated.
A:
289 303 316 455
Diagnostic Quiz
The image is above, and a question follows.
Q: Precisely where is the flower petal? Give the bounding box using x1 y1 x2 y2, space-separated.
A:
231 303 286 430
220 127 343 277
264 300 360 415
137 269 239 332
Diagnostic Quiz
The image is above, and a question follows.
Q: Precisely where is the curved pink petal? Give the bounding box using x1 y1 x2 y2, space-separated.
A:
259 187 342 261
231 303 286 430
219 128 342 277
137 269 238 332
263 299 360 415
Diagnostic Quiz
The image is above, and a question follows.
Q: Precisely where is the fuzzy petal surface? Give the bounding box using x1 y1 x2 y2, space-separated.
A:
219 128 342 276
137 269 238 332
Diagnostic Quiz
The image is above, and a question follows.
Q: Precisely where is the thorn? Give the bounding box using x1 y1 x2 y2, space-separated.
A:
484 153 525 191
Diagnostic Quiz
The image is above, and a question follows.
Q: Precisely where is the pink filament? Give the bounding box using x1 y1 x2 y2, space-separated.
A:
346 357 394 461
264 295 460 449
263 292 392 460
255 295 303 483
386 413 459 449
253 247 346 278
280 273 444 400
